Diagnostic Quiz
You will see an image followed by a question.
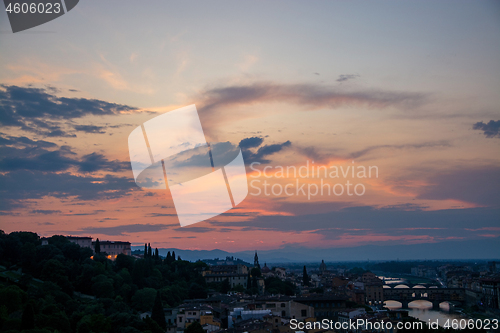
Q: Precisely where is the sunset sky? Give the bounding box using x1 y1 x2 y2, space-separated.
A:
0 1 499 257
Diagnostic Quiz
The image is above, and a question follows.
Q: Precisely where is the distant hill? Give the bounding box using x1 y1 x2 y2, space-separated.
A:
132 238 500 263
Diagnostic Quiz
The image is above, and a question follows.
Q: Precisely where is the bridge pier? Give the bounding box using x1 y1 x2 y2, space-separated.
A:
401 300 409 309
432 300 440 310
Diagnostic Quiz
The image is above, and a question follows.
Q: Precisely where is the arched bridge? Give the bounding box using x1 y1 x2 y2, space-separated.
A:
383 287 465 310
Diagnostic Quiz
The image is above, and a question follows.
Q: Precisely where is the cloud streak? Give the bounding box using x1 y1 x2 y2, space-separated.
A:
0 84 138 137
195 81 428 134
336 74 360 83
0 138 128 173
349 141 451 159
0 170 137 211
76 223 177 236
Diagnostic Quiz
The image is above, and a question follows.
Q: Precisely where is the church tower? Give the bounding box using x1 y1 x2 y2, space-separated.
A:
319 259 327 274
254 251 260 269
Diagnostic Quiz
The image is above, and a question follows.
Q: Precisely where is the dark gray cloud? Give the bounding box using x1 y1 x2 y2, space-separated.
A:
336 74 360 83
243 140 291 164
349 141 451 159
174 227 213 233
196 82 427 132
75 223 176 236
239 137 264 149
0 146 77 172
30 209 62 215
78 152 129 173
473 120 500 138
0 84 138 136
0 135 57 148
73 123 133 135
0 136 128 173
97 218 118 223
73 124 107 134
0 170 137 211
162 137 292 172
71 210 106 216
219 212 255 217
147 213 178 217
417 166 500 207
380 203 429 211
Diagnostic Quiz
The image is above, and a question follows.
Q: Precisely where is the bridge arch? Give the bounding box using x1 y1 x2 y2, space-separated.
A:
383 300 402 309
408 299 432 308
394 284 410 289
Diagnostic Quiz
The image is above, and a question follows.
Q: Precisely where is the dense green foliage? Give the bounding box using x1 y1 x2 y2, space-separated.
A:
184 321 204 333
0 230 208 332
264 277 296 296
151 292 166 329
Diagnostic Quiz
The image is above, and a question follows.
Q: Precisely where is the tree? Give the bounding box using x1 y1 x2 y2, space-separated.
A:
144 243 148 258
302 266 309 286
232 284 245 293
172 251 176 262
221 278 231 294
264 277 296 296
155 248 159 260
166 251 171 264
143 316 164 333
189 283 207 299
21 242 36 274
91 274 115 298
151 291 167 329
95 238 101 254
250 267 261 277
131 288 157 311
148 243 152 258
76 314 111 333
21 303 35 330
115 253 135 271
185 321 204 333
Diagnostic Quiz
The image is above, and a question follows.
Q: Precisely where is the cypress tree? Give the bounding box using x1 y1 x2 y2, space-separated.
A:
247 272 252 290
21 303 35 330
221 278 231 294
185 321 204 333
172 251 176 262
302 265 309 286
151 291 167 329
155 248 159 260
148 243 152 257
144 243 148 257
95 238 101 254
166 251 171 263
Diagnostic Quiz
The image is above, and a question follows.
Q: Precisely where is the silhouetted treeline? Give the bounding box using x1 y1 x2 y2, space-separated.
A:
0 230 208 332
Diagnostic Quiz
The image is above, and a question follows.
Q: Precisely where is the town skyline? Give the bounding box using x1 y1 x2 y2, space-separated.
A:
1 1 499 254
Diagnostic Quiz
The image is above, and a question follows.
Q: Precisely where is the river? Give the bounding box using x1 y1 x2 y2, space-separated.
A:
379 275 466 327
384 300 466 327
